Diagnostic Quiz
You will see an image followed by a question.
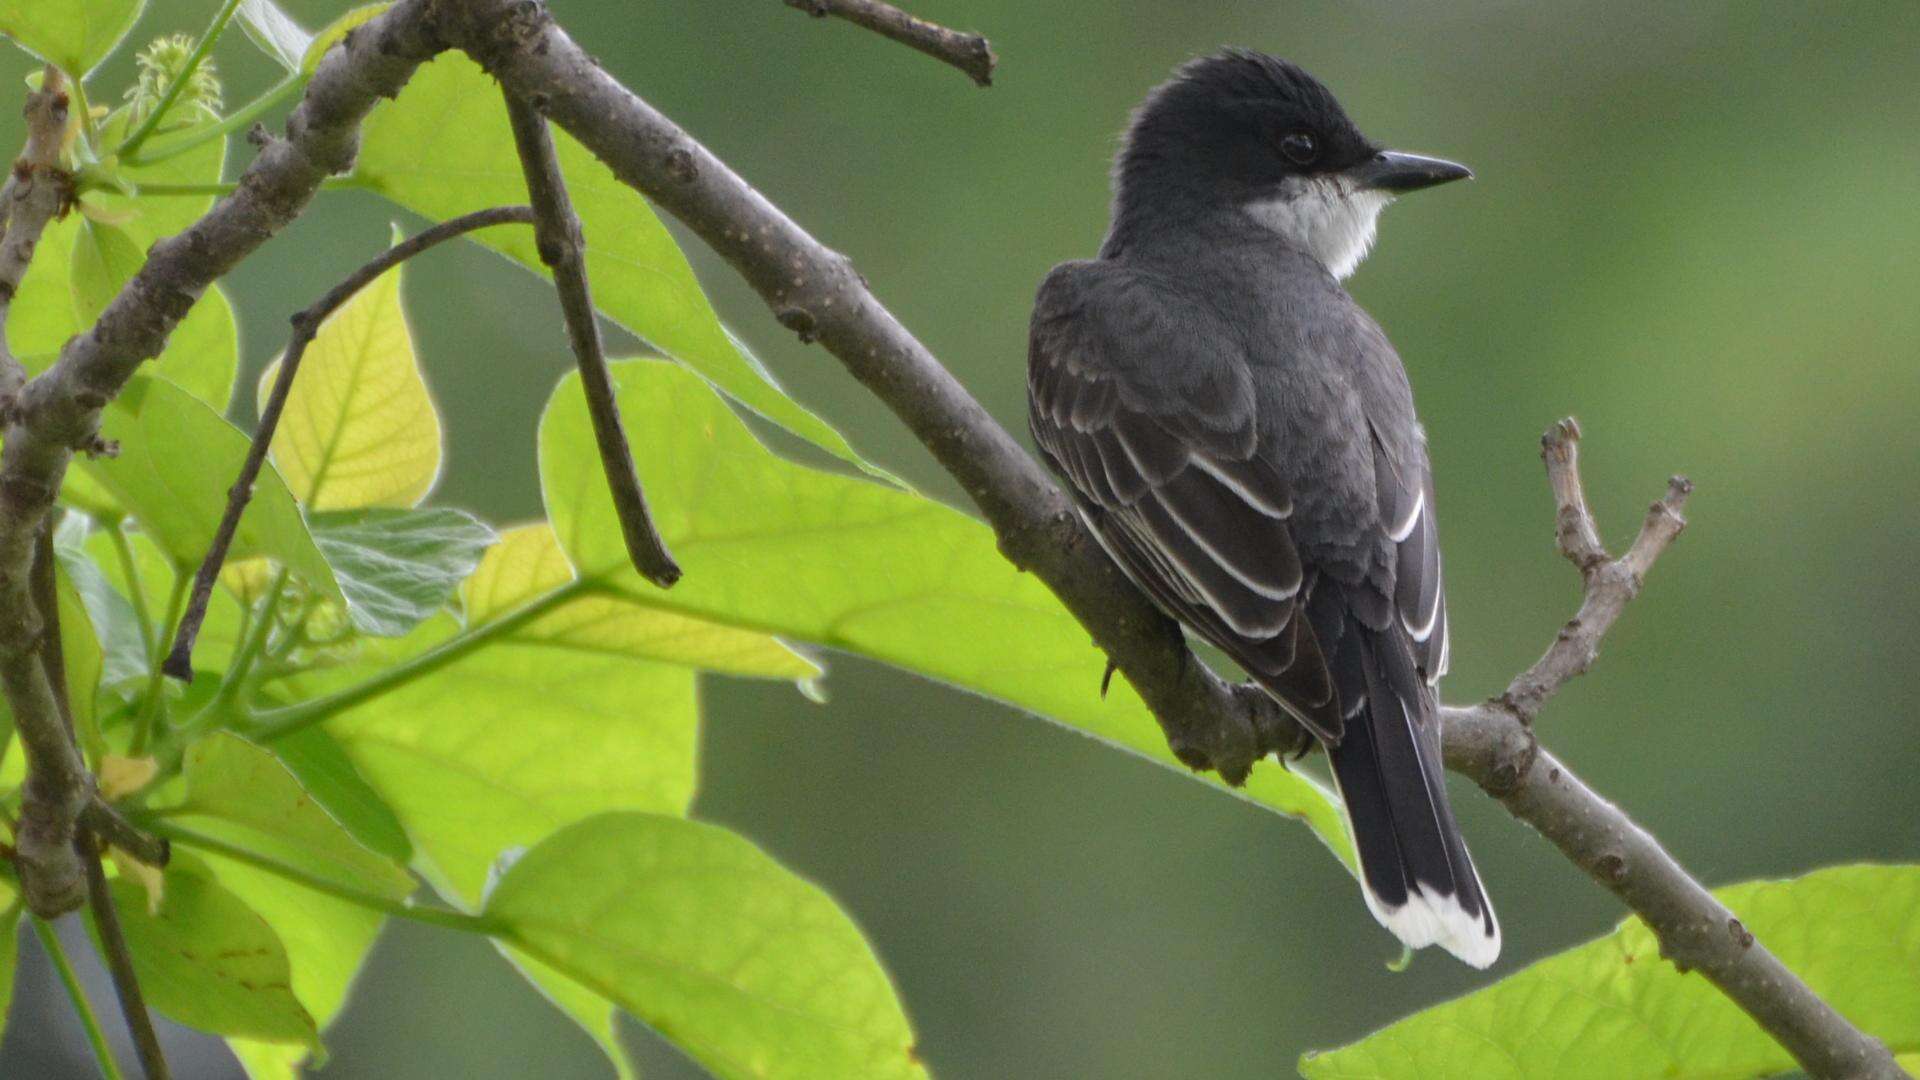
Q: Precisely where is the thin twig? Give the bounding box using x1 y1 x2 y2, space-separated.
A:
82 798 171 868
502 91 681 589
81 840 171 1080
781 0 997 87
162 205 536 680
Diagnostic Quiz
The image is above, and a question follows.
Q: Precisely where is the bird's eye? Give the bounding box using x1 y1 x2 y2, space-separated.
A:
1280 131 1318 165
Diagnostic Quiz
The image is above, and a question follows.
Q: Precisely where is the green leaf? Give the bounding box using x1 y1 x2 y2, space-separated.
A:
70 218 237 411
464 522 819 679
260 225 442 510
265 724 413 865
1300 864 1920 1080
302 3 386 75
0 0 144 77
94 856 318 1048
235 0 310 72
51 553 105 746
3 214 76 369
213 856 386 1076
352 52 877 477
79 375 340 604
315 613 699 906
172 732 415 899
310 506 496 637
165 733 406 1074
488 813 926 1080
539 360 1355 866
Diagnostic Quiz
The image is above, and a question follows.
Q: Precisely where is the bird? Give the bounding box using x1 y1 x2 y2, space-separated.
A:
1026 49 1498 967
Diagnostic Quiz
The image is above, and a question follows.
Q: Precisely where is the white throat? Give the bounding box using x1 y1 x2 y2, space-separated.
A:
1244 176 1390 280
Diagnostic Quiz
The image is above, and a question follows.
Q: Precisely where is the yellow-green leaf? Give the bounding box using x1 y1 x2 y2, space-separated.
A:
488 813 926 1080
1300 864 1920 1080
539 360 1355 867
0 0 143 77
465 522 819 679
262 226 441 510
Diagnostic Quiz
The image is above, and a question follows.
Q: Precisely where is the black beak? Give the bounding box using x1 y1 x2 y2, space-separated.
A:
1348 150 1473 194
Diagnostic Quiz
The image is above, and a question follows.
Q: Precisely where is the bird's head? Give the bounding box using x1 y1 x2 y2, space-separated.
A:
1112 49 1470 279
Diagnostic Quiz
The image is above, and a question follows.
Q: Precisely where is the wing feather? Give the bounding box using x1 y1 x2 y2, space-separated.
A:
1030 263 1340 739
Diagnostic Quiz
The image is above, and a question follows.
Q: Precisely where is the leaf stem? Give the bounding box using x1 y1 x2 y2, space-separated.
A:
123 72 306 168
31 914 127 1080
130 573 189 757
248 579 589 743
147 819 498 936
104 524 156 662
114 0 248 160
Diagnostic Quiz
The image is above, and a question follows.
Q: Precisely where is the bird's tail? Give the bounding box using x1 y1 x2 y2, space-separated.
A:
1325 629 1500 968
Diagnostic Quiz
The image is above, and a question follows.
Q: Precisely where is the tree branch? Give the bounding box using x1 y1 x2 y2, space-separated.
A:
780 0 997 87
163 205 538 680
1 68 92 919
501 90 681 589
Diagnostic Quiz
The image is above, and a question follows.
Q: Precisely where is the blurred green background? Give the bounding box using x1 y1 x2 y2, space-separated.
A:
3 1 1918 1076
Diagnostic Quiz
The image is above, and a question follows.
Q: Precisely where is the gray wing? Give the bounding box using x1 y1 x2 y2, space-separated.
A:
1027 261 1342 741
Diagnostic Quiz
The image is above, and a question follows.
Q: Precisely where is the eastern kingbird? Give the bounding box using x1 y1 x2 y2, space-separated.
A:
1028 50 1497 967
